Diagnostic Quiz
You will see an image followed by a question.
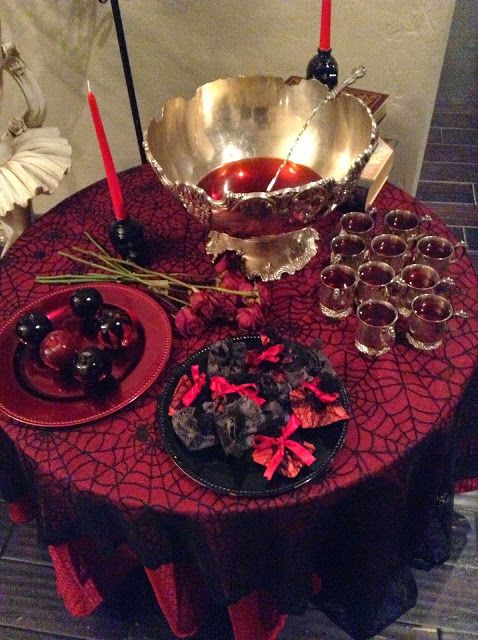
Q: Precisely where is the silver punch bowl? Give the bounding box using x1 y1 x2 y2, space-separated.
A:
144 75 377 280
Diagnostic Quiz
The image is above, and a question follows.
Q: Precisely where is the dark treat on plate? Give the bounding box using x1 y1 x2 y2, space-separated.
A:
172 406 218 451
257 372 281 401
97 309 136 350
69 288 103 318
215 396 266 458
207 339 247 378
164 335 350 492
16 311 53 347
317 369 341 394
281 341 335 388
72 347 112 385
39 329 79 371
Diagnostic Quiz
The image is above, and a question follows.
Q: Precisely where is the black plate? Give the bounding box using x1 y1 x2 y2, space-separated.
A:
158 336 349 497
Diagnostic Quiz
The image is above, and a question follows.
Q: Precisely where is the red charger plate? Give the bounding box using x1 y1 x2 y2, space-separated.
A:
0 283 172 428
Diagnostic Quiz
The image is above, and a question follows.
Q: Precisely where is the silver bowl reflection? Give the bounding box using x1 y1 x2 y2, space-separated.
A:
144 75 377 280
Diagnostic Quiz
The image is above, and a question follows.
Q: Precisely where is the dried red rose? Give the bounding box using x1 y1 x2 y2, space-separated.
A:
235 304 265 331
191 290 237 323
174 307 206 337
217 294 238 321
189 291 221 322
220 270 254 295
214 252 244 274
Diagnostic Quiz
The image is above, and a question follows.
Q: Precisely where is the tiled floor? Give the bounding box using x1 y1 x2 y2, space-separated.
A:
416 104 478 274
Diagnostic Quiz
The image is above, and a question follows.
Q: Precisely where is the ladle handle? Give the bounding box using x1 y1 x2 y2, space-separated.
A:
326 65 367 100
266 65 367 192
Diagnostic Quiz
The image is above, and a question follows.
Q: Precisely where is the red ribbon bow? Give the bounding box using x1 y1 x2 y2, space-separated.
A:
210 376 266 406
302 381 340 403
253 415 316 480
181 365 207 407
247 343 284 366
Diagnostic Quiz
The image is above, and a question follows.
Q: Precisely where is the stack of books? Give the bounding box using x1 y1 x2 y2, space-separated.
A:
344 86 388 124
354 137 395 210
285 76 389 124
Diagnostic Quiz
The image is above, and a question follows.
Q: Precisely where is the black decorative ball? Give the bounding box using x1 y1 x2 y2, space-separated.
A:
72 347 112 386
69 288 103 318
97 309 135 349
16 311 53 346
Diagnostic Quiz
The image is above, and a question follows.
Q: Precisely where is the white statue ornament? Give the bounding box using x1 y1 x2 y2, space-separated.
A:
0 41 72 256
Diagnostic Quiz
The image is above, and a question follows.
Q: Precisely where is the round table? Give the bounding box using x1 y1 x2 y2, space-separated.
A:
1 165 477 640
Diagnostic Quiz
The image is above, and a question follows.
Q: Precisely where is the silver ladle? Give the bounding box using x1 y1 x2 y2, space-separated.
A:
266 65 367 192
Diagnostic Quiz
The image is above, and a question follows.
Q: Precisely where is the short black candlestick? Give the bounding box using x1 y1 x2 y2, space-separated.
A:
109 217 150 266
306 48 338 90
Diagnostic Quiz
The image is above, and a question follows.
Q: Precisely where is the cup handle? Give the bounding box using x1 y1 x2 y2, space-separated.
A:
451 240 467 262
448 309 468 334
437 276 456 294
389 276 405 298
420 213 433 226
412 214 433 244
381 325 395 346
331 253 342 264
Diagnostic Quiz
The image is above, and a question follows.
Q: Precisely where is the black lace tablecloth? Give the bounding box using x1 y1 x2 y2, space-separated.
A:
0 164 477 639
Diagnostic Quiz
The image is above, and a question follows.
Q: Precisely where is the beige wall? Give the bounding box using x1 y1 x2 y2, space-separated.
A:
1 0 455 215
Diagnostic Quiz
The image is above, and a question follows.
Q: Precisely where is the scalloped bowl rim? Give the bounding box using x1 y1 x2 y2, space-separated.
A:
144 74 378 208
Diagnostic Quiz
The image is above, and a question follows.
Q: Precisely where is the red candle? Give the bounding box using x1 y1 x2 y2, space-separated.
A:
87 82 126 221
319 0 331 51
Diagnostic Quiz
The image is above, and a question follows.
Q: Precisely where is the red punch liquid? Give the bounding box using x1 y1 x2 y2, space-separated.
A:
322 267 355 288
403 266 438 288
333 236 365 256
341 213 374 234
360 264 393 285
414 297 450 322
418 238 452 259
197 157 321 199
358 301 396 326
385 210 419 231
373 236 405 256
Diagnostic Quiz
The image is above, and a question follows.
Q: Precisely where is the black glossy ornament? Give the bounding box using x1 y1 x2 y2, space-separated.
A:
97 309 135 350
16 312 53 347
109 217 150 266
69 288 103 318
72 347 112 386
